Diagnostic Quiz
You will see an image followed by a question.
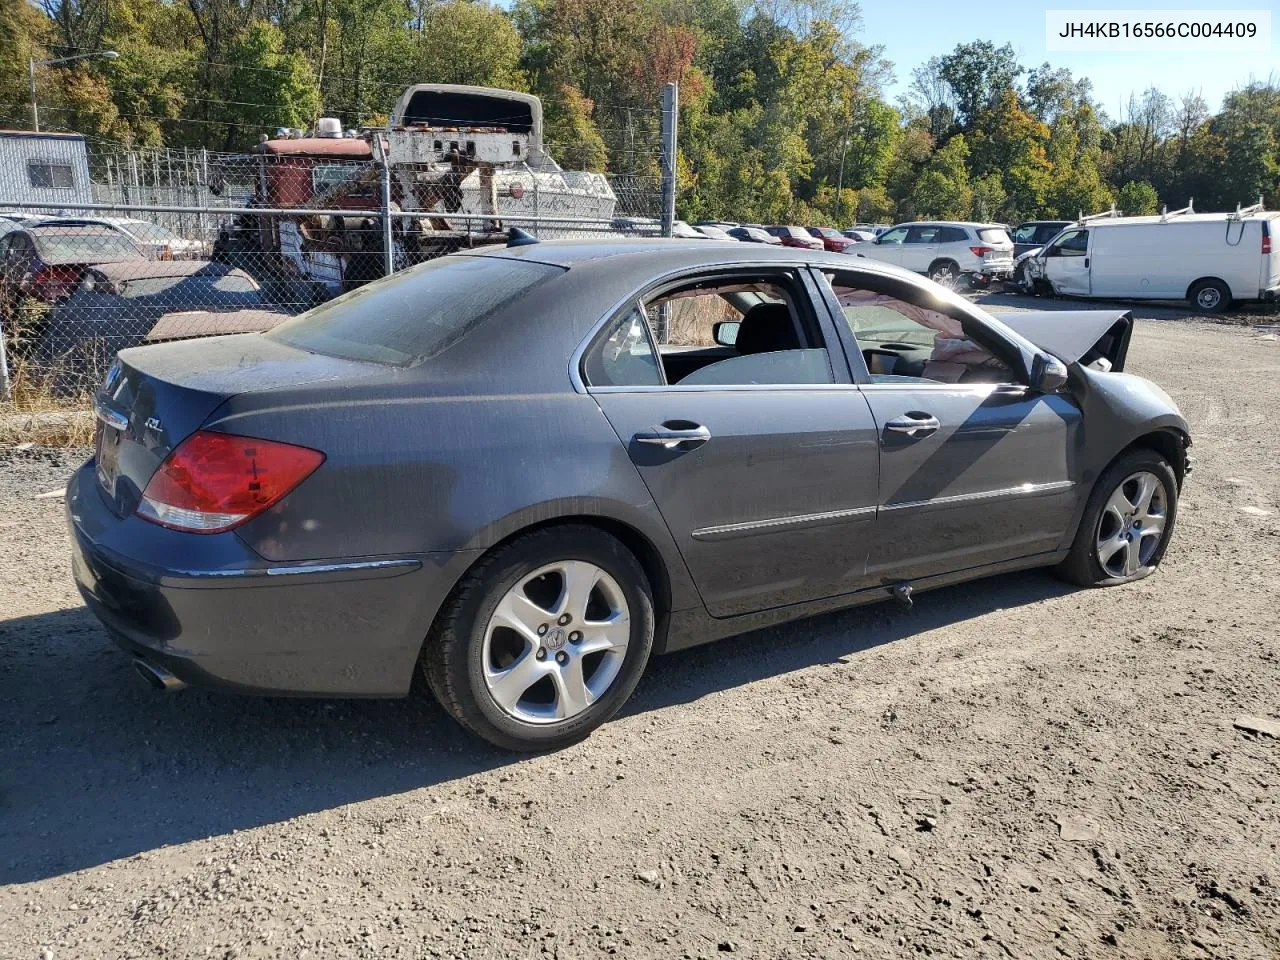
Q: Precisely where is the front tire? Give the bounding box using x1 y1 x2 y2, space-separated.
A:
422 525 655 751
1057 450 1179 586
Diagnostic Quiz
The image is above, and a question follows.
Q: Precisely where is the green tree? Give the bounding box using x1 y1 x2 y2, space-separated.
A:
1116 180 1159 215
910 133 972 219
938 40 1023 128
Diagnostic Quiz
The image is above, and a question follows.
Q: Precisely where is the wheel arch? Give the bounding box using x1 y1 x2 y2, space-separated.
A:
428 513 680 656
1122 427 1192 489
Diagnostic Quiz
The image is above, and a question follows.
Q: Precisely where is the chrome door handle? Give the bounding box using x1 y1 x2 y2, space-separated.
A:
634 423 711 449
885 414 940 437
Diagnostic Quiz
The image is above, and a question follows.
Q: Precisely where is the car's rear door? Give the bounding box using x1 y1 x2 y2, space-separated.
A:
582 265 882 618
901 225 940 273
812 265 1083 581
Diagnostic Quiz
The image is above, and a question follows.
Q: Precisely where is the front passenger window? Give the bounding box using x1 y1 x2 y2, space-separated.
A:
823 271 1012 385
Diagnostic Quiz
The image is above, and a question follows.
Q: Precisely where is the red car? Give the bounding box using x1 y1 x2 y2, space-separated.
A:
764 225 824 251
805 226 855 253
0 223 145 313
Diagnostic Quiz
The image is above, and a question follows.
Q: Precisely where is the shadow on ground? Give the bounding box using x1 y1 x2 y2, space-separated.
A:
0 571 1072 884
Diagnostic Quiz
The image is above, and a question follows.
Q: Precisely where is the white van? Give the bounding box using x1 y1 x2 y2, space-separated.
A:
1024 209 1280 313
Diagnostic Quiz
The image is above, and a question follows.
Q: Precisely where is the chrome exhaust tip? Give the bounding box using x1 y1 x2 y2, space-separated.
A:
133 658 186 693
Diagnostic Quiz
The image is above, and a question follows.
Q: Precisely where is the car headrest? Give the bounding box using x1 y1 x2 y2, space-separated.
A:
735 301 800 355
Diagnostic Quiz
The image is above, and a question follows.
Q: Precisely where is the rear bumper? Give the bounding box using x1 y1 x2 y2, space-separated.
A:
67 461 477 697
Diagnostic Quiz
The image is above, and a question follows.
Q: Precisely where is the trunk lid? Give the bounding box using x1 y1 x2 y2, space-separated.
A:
93 333 375 517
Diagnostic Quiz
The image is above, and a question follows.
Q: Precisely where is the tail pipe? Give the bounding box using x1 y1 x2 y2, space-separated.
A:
133 658 186 693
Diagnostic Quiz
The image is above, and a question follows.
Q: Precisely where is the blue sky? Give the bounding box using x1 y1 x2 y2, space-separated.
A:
860 0 1278 115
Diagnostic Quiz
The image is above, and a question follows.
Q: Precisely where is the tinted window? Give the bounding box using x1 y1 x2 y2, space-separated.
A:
28 161 75 190
977 228 1011 244
939 226 970 242
905 226 940 243
267 255 562 365
1036 223 1068 243
582 304 662 387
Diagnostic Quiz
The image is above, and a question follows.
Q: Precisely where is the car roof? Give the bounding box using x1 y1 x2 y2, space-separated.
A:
467 237 922 281
893 221 1005 230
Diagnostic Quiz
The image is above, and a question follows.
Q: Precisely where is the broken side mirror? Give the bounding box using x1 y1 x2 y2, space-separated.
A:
1031 352 1069 393
713 320 740 347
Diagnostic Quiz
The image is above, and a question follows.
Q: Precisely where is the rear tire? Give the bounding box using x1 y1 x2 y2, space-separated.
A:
422 525 655 752
1056 450 1179 587
1189 278 1230 314
927 259 960 289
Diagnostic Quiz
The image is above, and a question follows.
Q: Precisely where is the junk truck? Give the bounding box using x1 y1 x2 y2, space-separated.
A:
216 85 617 293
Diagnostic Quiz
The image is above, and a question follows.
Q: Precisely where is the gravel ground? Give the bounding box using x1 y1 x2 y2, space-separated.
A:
2 315 1279 960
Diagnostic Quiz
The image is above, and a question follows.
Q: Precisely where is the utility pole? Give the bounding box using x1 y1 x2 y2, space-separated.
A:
28 50 119 132
660 83 678 238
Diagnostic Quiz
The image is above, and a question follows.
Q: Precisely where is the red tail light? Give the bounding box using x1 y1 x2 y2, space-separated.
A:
1264 233 1272 255
969 246 994 257
32 265 81 301
138 431 325 533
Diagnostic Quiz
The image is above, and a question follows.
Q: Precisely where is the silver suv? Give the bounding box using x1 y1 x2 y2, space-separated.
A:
852 221 1015 287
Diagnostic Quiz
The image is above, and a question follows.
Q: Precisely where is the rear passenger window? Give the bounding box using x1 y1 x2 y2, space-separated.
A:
581 304 662 387
582 272 835 388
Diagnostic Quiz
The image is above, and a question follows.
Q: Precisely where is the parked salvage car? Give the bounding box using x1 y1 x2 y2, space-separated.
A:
693 224 737 241
727 226 782 244
32 261 290 392
1011 220 1072 258
765 225 824 250
71 237 1190 751
62 216 209 260
805 226 855 253
1015 207 1280 312
0 223 145 316
853 221 1015 287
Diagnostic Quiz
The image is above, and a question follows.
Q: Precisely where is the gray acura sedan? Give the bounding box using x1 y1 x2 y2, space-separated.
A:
69 237 1190 751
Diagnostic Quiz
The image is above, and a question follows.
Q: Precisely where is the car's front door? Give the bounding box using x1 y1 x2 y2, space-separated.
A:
813 266 1083 581
864 226 907 267
1042 228 1091 295
582 266 881 617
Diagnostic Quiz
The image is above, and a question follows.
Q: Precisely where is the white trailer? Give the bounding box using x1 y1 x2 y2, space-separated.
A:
0 130 93 214
1027 206 1280 312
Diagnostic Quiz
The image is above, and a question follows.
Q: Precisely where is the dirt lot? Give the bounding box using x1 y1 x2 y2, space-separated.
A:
2 312 1279 960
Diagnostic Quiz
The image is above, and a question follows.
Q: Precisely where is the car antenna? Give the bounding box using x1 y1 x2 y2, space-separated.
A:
507 227 539 247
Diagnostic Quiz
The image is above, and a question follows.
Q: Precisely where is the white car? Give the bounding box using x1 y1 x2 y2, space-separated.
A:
37 216 209 259
851 221 1015 287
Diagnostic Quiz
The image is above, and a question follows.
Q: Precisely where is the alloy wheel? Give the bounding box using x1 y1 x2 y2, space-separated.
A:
1094 471 1168 578
929 265 957 289
481 561 631 724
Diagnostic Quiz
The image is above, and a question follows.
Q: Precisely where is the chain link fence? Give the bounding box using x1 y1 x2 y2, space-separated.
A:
1 140 666 400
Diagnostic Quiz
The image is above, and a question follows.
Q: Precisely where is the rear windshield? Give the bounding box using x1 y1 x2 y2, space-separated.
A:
37 232 140 261
978 228 1012 244
266 255 563 365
